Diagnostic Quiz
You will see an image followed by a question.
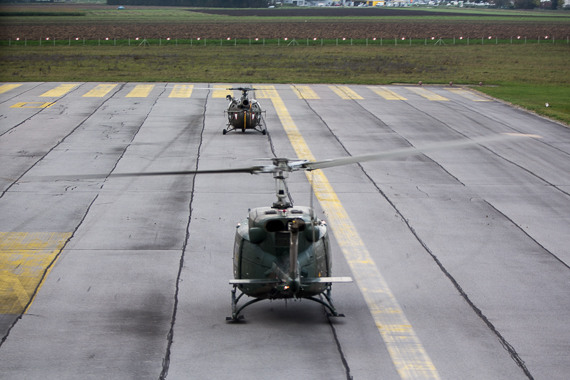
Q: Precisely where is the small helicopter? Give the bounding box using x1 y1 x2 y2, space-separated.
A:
223 87 266 135
73 133 527 321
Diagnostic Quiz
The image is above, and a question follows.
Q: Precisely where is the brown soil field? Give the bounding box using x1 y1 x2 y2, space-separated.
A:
1 5 569 40
2 21 568 40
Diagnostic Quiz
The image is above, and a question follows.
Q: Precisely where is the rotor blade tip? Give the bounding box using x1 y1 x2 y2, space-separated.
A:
502 133 542 139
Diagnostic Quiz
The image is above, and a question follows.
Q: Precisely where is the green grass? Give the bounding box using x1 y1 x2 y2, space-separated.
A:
478 85 570 125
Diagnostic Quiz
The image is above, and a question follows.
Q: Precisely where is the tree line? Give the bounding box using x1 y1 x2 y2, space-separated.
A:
107 0 270 7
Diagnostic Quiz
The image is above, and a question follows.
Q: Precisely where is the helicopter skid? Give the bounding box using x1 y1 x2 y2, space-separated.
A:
223 124 266 135
314 287 345 318
226 283 345 322
226 286 263 322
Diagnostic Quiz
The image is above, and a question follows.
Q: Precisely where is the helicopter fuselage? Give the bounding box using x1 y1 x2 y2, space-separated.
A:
227 98 263 130
233 206 331 300
223 88 266 135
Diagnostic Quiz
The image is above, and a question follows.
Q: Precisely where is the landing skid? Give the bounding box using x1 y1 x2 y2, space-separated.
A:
308 287 346 318
226 284 345 322
226 285 263 322
223 124 266 135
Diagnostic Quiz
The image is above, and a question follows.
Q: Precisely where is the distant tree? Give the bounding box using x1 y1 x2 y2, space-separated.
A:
106 0 270 7
493 0 512 8
513 0 538 8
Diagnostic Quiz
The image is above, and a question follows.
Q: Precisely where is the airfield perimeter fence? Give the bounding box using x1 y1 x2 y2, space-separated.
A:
2 35 570 47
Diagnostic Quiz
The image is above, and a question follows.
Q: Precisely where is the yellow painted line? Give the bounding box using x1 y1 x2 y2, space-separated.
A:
405 87 449 101
169 84 194 98
0 232 71 314
212 85 233 98
291 85 320 100
265 85 440 380
40 83 79 97
369 86 407 100
445 88 490 102
0 84 22 94
254 87 280 100
11 102 55 109
126 84 154 98
329 85 364 100
83 84 117 98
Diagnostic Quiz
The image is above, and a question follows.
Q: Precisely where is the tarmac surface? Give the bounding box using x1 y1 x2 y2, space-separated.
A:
0 82 569 379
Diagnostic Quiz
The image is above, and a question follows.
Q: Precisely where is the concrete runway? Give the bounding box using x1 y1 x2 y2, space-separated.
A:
0 82 569 380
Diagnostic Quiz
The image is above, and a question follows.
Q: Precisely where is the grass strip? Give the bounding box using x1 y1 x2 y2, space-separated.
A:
1 38 568 126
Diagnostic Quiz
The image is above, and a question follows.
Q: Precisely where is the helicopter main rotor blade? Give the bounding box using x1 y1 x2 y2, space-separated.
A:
26 166 269 182
107 167 266 177
227 87 257 91
299 133 536 171
23 133 537 183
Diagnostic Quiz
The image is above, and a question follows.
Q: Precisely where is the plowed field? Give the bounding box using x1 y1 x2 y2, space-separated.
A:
1 5 569 40
6 21 567 40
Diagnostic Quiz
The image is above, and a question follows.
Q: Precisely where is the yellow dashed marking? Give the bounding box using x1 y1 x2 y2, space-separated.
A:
40 83 79 97
169 84 194 98
369 86 407 100
372 308 402 314
212 85 233 98
445 88 490 102
291 85 320 100
382 324 414 334
126 84 154 98
83 84 117 98
0 232 71 314
254 86 280 100
0 84 22 94
11 102 55 109
266 85 440 380
406 87 449 101
329 85 364 100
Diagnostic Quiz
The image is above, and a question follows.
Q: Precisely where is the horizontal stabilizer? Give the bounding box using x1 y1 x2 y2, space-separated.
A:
230 276 353 285
302 276 353 284
229 279 281 285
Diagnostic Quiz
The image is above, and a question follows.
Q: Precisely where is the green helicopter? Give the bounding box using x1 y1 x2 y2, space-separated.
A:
227 157 352 321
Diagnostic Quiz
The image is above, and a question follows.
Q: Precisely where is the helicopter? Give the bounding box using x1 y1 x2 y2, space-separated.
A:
227 157 352 321
71 133 528 321
223 87 266 135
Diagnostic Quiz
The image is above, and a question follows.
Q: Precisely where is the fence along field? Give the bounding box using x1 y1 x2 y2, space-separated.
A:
4 35 570 47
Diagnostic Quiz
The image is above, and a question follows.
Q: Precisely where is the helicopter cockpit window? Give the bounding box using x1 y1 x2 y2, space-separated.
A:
266 219 286 232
